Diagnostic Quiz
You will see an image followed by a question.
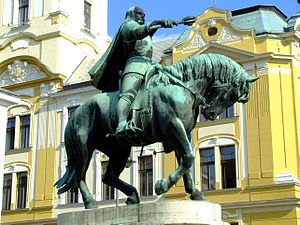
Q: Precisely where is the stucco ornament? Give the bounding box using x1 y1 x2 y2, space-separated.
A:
0 60 47 87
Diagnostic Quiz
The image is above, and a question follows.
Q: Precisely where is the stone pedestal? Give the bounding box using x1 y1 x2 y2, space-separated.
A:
57 200 229 225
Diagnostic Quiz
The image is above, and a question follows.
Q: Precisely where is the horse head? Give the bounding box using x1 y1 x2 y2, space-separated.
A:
201 76 258 120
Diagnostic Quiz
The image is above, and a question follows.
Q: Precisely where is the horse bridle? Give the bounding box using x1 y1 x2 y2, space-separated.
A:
200 83 234 113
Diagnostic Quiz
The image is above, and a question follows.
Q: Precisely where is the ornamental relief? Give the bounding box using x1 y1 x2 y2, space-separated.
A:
183 27 242 51
184 32 207 50
0 60 47 87
218 27 241 43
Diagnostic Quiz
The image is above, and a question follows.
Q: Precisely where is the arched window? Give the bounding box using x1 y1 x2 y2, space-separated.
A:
5 104 32 151
2 164 29 210
198 138 239 191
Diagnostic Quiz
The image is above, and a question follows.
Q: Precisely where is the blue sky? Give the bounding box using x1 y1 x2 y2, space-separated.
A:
107 0 299 38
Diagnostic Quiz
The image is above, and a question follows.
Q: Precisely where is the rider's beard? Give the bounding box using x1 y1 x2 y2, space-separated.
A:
137 19 145 25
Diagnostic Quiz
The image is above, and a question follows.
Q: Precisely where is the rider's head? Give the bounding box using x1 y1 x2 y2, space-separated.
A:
125 6 145 25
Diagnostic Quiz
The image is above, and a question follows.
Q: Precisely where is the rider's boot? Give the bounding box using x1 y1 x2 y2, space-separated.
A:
113 97 131 137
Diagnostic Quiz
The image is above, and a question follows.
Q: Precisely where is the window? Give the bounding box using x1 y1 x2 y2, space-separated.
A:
2 166 29 211
199 140 238 191
84 1 91 31
200 104 235 122
20 115 30 148
66 106 80 203
219 105 235 119
5 111 31 151
138 156 153 196
68 106 79 119
67 189 79 204
16 172 28 209
2 174 12 210
5 117 16 150
19 0 29 25
200 148 215 191
221 145 236 189
101 161 114 200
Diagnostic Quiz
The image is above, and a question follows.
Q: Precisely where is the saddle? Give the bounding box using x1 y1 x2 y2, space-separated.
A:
129 65 158 132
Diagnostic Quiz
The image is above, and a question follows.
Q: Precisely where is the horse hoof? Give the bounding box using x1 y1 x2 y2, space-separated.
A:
155 179 169 195
84 199 98 209
125 191 140 205
190 190 206 201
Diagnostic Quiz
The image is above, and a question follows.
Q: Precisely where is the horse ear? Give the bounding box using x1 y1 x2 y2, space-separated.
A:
248 77 259 83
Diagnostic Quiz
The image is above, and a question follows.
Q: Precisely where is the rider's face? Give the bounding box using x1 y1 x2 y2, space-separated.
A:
134 7 145 25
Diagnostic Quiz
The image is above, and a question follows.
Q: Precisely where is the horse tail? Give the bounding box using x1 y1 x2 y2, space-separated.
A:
54 118 77 194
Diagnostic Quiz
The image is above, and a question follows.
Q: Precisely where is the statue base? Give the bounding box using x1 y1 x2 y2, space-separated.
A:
57 200 229 225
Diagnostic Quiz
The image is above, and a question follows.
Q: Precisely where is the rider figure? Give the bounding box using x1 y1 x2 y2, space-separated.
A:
89 6 176 137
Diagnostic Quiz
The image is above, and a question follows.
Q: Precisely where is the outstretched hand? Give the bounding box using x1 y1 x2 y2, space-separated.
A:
161 19 177 28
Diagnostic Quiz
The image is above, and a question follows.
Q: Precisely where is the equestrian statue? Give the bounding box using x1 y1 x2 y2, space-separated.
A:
55 6 258 209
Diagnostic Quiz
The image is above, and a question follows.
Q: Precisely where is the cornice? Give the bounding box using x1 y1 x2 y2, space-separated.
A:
0 31 100 54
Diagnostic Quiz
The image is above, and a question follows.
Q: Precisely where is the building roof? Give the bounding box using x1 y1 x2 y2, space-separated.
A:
231 5 288 35
65 56 97 85
61 38 177 90
152 37 178 63
286 11 300 31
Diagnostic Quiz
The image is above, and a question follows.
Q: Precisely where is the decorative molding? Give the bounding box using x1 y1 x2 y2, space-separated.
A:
218 27 241 43
0 31 100 54
11 39 30 51
184 32 207 50
0 60 47 87
66 96 81 106
207 19 216 27
275 171 300 185
292 41 299 57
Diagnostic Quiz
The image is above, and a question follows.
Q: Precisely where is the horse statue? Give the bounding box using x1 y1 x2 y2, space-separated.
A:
55 53 257 209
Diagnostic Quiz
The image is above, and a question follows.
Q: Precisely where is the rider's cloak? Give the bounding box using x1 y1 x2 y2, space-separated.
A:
89 23 127 92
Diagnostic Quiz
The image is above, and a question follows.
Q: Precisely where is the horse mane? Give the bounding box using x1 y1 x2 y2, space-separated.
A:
162 53 250 88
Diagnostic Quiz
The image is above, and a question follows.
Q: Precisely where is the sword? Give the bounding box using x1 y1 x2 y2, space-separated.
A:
151 16 196 29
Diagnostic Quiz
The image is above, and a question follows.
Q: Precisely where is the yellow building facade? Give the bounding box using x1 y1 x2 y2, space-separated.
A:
0 0 109 224
1 3 300 225
164 6 300 225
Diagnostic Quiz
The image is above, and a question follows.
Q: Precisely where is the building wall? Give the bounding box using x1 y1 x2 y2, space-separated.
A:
164 6 300 225
0 0 109 224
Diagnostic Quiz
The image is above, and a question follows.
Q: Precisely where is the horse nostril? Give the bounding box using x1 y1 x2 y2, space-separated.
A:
209 112 216 120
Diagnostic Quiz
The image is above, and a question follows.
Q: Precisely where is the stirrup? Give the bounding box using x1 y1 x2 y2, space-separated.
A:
106 121 142 138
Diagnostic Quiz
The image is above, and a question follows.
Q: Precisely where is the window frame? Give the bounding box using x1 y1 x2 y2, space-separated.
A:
200 147 216 191
5 105 32 152
198 138 239 191
101 161 115 201
19 114 30 149
16 171 28 209
3 165 29 211
83 1 91 32
138 155 153 197
18 0 29 25
2 174 13 211
65 105 81 204
5 117 16 150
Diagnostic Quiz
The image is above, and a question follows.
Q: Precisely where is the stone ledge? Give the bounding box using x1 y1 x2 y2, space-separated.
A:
57 200 229 225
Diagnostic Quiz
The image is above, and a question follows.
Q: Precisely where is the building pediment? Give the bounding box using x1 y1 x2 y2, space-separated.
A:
174 7 255 57
194 43 257 62
0 56 65 90
0 60 47 87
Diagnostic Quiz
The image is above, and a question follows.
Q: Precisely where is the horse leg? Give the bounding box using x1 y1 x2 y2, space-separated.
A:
102 154 140 204
79 180 97 209
175 151 205 200
77 132 97 209
155 118 195 195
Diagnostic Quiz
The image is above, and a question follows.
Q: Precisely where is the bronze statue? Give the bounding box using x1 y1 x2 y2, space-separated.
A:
89 6 177 137
55 53 257 209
